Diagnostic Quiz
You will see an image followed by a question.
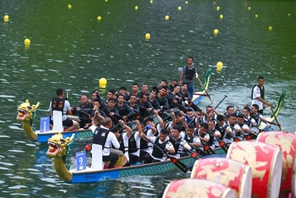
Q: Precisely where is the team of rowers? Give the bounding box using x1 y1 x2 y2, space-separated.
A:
49 80 273 169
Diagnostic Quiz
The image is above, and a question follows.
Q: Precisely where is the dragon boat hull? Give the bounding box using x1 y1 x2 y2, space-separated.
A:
34 129 93 142
69 156 195 183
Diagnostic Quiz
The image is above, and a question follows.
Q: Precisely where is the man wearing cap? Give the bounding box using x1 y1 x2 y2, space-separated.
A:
215 114 227 139
251 76 272 115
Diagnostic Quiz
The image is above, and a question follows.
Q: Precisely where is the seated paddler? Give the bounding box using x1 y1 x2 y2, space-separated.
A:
142 129 175 164
92 117 121 169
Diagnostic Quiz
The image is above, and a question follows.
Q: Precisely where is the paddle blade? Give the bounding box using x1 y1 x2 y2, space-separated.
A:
204 145 216 155
170 157 188 173
190 152 200 160
219 141 229 153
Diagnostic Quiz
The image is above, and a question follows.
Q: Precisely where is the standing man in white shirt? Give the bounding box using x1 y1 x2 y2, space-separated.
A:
92 117 120 169
251 76 272 115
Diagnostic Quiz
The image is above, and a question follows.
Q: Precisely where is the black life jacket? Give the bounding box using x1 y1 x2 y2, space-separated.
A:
243 117 251 127
184 134 194 143
152 137 168 158
251 85 265 99
126 133 138 153
224 125 235 139
206 131 214 146
52 98 65 114
140 130 149 149
169 137 182 155
118 134 124 153
92 127 110 149
184 66 196 79
251 113 261 126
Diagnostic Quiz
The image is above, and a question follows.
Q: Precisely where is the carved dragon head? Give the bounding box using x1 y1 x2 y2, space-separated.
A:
46 132 75 159
16 99 40 122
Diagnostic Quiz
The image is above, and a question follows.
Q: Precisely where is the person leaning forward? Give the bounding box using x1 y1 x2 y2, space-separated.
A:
92 117 121 169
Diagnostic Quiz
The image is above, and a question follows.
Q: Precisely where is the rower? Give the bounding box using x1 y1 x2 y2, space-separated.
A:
48 88 78 132
148 89 161 112
169 126 192 158
72 94 93 129
234 114 254 139
196 123 214 150
120 120 142 166
142 129 175 163
115 94 133 122
137 93 154 118
184 124 201 149
223 114 237 144
208 120 221 149
92 117 120 169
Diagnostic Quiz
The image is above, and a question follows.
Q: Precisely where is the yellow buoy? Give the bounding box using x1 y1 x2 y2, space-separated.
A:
24 38 31 46
105 0 108 2
97 16 102 21
216 62 223 72
214 29 219 35
145 33 151 40
178 6 182 10
216 6 220 11
185 1 188 4
288 13 291 17
220 14 223 19
255 14 258 18
135 6 138 10
4 15 9 22
216 61 223 67
268 26 272 31
165 15 169 20
99 78 107 88
248 7 251 11
68 4 72 9
150 0 153 4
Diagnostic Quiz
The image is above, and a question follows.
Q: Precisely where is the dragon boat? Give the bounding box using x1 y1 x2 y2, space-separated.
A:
44 90 286 183
46 132 226 183
192 68 211 105
16 100 93 142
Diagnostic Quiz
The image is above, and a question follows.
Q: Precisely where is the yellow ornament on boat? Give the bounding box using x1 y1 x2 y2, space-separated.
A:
99 78 107 88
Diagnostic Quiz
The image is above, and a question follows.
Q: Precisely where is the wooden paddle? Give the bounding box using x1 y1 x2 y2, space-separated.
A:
197 77 214 103
142 135 188 173
269 106 282 130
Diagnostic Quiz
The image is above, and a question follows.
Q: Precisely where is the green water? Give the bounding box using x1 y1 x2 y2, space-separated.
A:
0 0 295 197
